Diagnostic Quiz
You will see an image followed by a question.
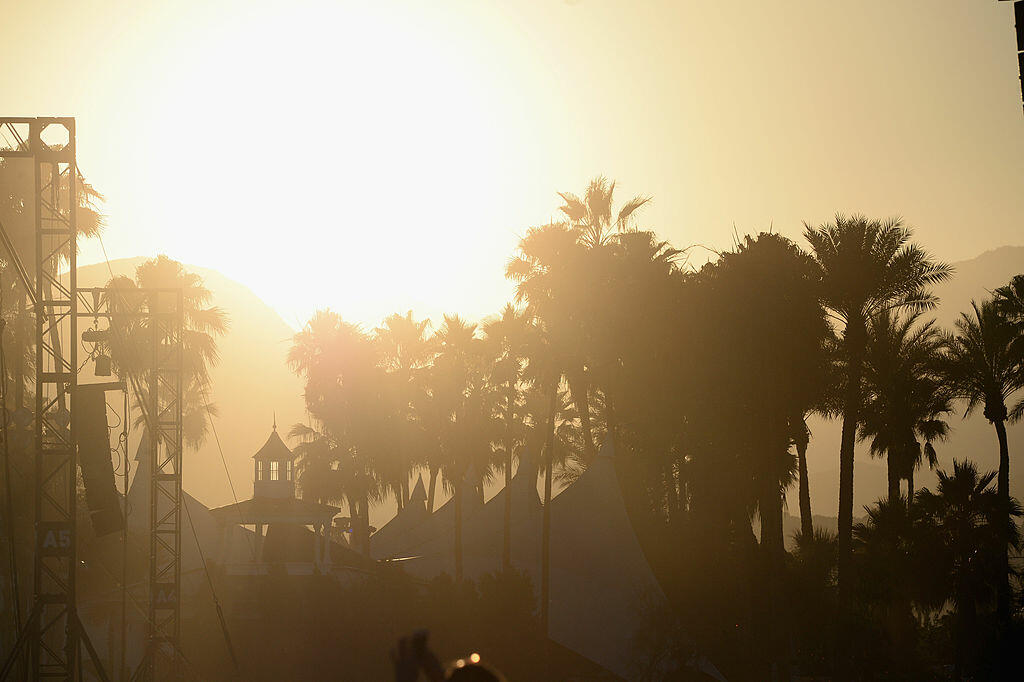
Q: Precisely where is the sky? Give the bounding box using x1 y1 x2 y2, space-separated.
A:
2 0 1022 329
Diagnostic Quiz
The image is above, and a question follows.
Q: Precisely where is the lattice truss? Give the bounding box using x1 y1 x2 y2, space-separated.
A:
1 118 184 681
76 286 185 682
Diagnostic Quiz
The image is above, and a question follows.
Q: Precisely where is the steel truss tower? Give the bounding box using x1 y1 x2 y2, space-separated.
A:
0 117 82 679
76 286 184 681
1 117 184 681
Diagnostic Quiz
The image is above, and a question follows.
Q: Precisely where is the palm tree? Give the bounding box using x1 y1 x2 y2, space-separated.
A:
803 215 951 604
791 337 841 537
508 179 651 466
993 274 1024 328
520 322 566 636
916 461 1021 678
688 232 830 678
426 315 500 581
100 255 228 447
482 304 532 571
374 310 432 509
289 423 378 547
940 300 1024 630
859 310 951 506
288 311 387 555
557 175 650 248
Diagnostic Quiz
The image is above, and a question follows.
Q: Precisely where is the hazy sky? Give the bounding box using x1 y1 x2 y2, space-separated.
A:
3 0 1022 328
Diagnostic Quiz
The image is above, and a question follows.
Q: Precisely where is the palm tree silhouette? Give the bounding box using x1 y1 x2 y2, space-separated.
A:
859 310 951 506
426 315 500 581
915 461 1021 678
508 178 651 466
482 304 532 571
288 311 386 555
940 300 1024 632
803 215 950 608
101 255 228 448
374 310 432 510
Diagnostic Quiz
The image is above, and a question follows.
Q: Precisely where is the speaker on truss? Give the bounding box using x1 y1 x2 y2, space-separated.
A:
74 383 123 537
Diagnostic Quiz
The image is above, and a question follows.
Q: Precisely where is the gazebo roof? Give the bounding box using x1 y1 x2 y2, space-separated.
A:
252 429 294 461
209 496 339 525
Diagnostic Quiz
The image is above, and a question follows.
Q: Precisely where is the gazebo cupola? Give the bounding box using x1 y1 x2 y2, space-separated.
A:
253 425 295 499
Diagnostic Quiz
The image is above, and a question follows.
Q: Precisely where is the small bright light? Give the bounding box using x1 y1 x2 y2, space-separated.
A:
469 653 480 664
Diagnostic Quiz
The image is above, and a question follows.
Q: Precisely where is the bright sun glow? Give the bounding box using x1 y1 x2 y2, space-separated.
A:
140 1 521 327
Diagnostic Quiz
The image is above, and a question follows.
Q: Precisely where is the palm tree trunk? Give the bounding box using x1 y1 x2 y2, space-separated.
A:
994 418 1011 630
836 320 865 681
360 493 371 556
454 479 464 582
771 485 789 682
567 370 597 461
906 468 914 510
427 465 439 513
797 438 812 537
540 383 557 636
887 456 901 506
502 382 514 572
838 325 865 607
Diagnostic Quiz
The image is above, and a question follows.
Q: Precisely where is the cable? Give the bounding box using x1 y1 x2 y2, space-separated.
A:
198 383 254 557
120 383 129 682
182 496 239 673
0 282 23 648
92 223 236 678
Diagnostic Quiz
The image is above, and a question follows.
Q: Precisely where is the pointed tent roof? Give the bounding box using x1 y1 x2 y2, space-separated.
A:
548 440 668 680
374 464 543 579
371 476 486 563
253 428 294 461
368 474 431 557
408 474 427 510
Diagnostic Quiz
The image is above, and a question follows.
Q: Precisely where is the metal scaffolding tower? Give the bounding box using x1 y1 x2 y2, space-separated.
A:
0 117 83 680
1 117 184 681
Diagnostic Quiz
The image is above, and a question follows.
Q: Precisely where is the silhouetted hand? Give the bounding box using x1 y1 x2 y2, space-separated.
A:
393 630 445 682
392 634 419 682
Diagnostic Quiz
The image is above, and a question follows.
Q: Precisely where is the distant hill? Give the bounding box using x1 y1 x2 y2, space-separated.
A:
800 245 1024 521
77 258 307 510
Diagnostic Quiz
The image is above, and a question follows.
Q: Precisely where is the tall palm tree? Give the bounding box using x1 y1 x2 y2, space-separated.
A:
803 215 951 604
482 304 532 571
374 310 432 509
508 178 651 466
689 232 829 678
519 321 566 636
859 310 951 506
101 255 228 447
555 178 649 459
940 300 1024 630
288 311 387 555
427 315 500 581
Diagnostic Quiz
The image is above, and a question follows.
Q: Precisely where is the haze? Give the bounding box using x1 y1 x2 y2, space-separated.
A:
2 0 1021 327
